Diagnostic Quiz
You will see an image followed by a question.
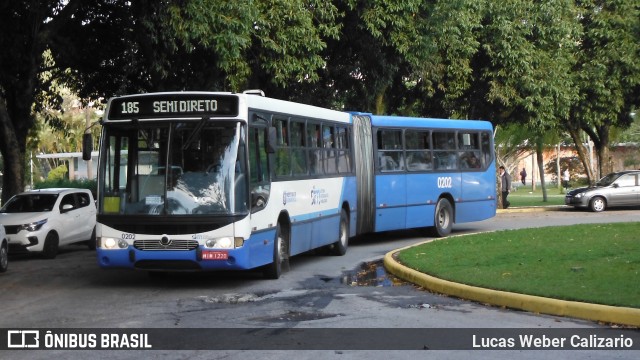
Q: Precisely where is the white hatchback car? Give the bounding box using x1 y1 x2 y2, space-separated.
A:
1 224 7 272
0 188 97 259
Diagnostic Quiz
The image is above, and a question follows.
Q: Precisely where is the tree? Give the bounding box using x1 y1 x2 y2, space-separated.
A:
570 0 640 178
275 0 434 114
0 0 340 204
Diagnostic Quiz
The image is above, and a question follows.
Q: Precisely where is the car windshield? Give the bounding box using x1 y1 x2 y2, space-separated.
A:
0 194 59 213
595 173 620 187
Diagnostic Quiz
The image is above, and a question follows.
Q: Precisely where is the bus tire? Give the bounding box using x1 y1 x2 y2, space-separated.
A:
264 222 289 279
330 209 349 256
42 232 59 259
430 198 453 238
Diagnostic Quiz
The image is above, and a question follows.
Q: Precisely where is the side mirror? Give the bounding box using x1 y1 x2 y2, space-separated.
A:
82 133 93 161
265 127 277 154
61 204 75 213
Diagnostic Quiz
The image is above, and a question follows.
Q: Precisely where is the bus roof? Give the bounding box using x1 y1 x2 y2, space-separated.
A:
368 115 493 131
244 94 350 123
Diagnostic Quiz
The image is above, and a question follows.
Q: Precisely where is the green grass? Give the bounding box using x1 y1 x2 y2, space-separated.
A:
396 223 640 308
508 185 566 207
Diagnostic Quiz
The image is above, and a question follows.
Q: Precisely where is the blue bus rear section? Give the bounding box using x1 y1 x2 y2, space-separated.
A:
366 115 496 233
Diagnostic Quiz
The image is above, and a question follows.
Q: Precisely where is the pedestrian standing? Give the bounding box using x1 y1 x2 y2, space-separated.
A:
563 168 570 189
499 166 511 209
519 167 527 185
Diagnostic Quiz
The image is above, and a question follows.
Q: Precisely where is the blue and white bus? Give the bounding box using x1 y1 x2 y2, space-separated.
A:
87 91 495 278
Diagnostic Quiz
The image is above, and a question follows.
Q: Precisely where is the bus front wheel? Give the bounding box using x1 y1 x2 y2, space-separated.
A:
430 198 453 238
329 209 349 256
264 222 289 279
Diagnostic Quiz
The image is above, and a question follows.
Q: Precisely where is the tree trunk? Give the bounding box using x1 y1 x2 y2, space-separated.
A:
598 144 613 176
566 126 594 184
596 125 612 177
0 99 25 205
536 141 547 202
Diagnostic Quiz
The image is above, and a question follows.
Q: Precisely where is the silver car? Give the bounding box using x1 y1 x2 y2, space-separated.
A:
565 170 640 212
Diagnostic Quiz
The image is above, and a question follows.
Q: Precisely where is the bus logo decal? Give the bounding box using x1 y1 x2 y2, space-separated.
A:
283 191 297 205
311 187 329 205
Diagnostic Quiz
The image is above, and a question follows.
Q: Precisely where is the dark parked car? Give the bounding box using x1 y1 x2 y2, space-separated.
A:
565 170 640 212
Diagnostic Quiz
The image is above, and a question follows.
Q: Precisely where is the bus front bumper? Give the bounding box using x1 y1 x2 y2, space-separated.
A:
96 244 269 272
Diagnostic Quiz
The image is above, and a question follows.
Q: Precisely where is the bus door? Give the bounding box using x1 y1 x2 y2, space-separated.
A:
458 131 494 222
404 129 434 229
374 128 406 232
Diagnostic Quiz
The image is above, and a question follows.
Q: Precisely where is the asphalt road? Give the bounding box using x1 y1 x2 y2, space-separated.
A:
1 207 639 359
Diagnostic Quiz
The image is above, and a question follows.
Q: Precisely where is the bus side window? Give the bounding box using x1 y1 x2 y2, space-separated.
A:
405 130 432 171
433 131 457 170
307 123 322 175
249 125 270 211
290 120 307 176
377 129 404 172
274 117 291 177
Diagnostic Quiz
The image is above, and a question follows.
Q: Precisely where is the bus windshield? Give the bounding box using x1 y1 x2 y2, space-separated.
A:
100 120 248 216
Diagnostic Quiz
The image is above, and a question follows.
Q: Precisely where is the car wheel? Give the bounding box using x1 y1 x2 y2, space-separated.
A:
589 197 606 212
0 243 8 273
430 198 453 237
42 232 59 259
329 209 349 256
87 226 97 250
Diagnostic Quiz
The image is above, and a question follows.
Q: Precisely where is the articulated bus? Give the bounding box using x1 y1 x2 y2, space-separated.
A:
87 91 495 278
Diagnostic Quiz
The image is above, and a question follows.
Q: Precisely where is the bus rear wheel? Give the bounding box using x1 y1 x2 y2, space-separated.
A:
430 198 453 238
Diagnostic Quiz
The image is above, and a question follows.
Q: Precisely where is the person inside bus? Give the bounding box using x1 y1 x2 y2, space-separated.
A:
461 153 480 169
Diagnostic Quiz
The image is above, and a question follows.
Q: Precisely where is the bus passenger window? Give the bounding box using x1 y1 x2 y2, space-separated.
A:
433 131 457 170
377 129 404 172
405 130 432 171
307 123 322 175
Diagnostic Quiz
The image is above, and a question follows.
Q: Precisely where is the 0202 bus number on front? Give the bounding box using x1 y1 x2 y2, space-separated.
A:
437 177 453 189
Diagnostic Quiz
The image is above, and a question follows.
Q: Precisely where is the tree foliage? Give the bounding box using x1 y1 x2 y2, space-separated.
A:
570 0 640 177
1 0 639 205
0 0 340 203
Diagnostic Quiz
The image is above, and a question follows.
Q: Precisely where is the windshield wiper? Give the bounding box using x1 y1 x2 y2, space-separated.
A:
182 116 210 150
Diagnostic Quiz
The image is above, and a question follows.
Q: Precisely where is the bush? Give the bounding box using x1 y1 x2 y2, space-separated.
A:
47 164 68 181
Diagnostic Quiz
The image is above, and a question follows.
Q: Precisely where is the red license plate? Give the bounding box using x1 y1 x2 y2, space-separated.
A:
202 251 229 260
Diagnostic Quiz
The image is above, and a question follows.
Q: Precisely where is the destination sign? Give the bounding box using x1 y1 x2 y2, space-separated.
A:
107 93 239 120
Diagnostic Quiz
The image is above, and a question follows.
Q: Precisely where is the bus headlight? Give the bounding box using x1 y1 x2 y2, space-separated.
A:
100 237 128 249
205 237 240 249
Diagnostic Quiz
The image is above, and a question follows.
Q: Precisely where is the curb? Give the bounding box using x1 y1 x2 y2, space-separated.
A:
496 205 568 214
383 244 640 327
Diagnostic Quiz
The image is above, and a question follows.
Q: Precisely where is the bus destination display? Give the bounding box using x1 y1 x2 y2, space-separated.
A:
107 94 239 120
